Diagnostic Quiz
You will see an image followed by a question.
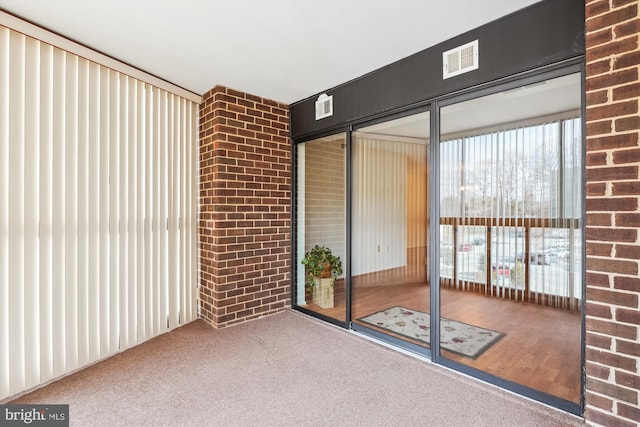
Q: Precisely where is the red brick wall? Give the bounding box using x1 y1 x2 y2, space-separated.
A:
198 86 291 328
585 1 640 426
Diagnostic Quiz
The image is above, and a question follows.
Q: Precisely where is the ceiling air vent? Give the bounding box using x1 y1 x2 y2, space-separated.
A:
442 40 479 79
315 93 333 120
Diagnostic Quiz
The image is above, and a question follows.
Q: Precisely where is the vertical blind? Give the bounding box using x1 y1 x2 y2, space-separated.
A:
352 135 427 277
439 118 582 310
0 27 198 400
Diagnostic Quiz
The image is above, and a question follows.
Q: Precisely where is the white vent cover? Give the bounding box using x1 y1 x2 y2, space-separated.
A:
315 93 333 120
442 40 479 79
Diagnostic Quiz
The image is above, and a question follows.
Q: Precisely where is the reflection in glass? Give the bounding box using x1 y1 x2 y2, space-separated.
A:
296 134 347 322
351 112 430 348
438 73 582 404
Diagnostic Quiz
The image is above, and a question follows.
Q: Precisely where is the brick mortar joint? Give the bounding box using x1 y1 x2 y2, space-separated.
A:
585 257 640 264
585 127 640 135
586 387 640 406
586 381 639 400
585 88 640 98
585 36 640 55
584 404 633 424
586 305 640 317
585 330 622 342
587 330 640 349
585 6 640 24
585 182 640 187
586 82 640 95
585 311 639 322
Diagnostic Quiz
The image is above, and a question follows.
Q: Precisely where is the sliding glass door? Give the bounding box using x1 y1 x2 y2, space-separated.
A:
437 72 583 405
293 68 583 412
350 112 430 351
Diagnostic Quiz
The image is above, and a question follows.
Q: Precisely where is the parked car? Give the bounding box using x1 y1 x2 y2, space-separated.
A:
458 243 472 252
491 263 511 276
530 248 555 265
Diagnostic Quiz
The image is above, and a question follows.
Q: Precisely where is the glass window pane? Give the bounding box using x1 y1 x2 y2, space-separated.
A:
439 73 583 404
351 112 430 349
295 133 347 322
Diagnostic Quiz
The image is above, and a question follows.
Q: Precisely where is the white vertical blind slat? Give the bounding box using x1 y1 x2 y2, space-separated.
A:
152 88 161 336
64 52 79 372
88 61 101 362
0 27 198 401
180 98 187 323
193 102 199 317
119 74 129 349
144 84 154 340
77 57 90 367
184 102 191 320
189 102 197 319
98 65 111 358
8 31 26 396
159 92 169 331
127 77 138 345
51 47 66 378
187 101 195 321
137 81 147 341
38 42 54 385
0 27 11 400
24 35 41 390
168 95 179 329
153 92 168 333
108 70 120 353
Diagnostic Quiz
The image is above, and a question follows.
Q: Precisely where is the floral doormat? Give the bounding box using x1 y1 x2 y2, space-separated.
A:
358 306 504 359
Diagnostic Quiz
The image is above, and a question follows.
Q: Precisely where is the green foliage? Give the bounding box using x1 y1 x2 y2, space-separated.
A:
301 245 343 290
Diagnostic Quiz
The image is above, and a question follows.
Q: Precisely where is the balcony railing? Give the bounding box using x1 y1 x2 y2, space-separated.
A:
440 217 582 311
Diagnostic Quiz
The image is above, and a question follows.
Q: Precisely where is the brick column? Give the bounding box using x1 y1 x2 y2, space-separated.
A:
585 1 640 426
198 86 291 328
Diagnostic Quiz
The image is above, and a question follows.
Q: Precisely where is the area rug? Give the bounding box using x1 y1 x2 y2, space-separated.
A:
358 306 504 359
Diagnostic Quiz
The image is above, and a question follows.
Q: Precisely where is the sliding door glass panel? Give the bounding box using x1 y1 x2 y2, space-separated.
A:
351 112 430 348
438 73 582 404
295 134 347 322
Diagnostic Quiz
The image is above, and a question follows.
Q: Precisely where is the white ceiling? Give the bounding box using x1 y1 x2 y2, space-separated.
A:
0 0 541 104
358 73 581 139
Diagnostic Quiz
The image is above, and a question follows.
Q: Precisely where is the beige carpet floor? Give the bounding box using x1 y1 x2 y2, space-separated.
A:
11 310 584 426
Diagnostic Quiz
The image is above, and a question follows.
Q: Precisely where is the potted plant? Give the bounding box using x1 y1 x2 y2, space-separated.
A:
301 245 343 309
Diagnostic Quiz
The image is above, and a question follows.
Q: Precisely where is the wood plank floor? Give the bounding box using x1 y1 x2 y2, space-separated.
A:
304 283 581 404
